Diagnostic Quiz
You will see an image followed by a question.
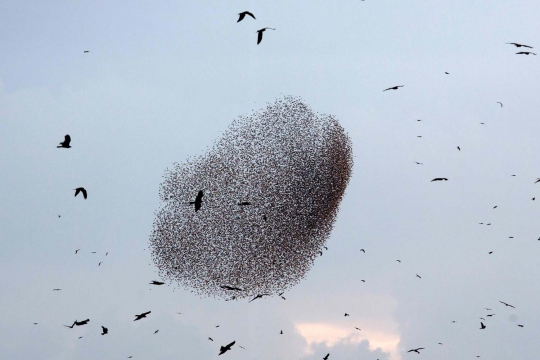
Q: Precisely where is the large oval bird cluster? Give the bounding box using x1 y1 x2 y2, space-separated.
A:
149 96 353 300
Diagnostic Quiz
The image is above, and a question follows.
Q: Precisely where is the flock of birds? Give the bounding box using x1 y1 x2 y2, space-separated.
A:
33 6 537 360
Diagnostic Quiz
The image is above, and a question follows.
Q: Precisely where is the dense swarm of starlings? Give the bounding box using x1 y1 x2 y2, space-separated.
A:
149 96 353 300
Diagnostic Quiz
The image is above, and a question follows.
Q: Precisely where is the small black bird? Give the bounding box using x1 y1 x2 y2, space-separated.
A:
280 330 283 334
65 319 90 328
154 330 159 334
74 187 87 199
535 178 540 184
506 42 533 48
189 190 204 212
383 85 404 91
344 313 350 317
354 327 361 331
480 322 486 329
134 311 151 321
415 162 423 165
221 285 244 291
84 50 90 53
499 301 515 308
219 341 235 355
150 281 165 285
256 28 276 44
516 51 537 55
209 337 214 341
237 11 256 22
249 293 270 302
101 326 108 335
431 178 448 182
360 249 365 253
75 249 80 254
416 274 422 279
53 289 61 291
238 202 251 206
486 314 495 317
517 324 524 327
457 146 461 151
323 354 330 360
396 260 401 262
57 135 71 148
497 102 503 107
407 348 425 354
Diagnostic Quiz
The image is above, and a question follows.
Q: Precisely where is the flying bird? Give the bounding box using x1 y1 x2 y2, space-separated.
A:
383 85 404 91
154 330 159 334
189 190 204 212
407 348 425 354
238 202 251 206
517 324 524 327
499 301 515 308
75 249 80 254
65 319 90 328
53 289 61 291
431 178 448 182
98 262 102 266
323 354 330 360
219 341 236 355
150 281 165 285
445 72 449 74
416 274 422 279
221 285 244 291
506 42 533 48
396 260 401 262
101 326 108 335
415 162 423 165
57 135 71 148
480 322 486 329
360 249 365 253
249 294 270 302
134 311 151 321
237 11 256 22
497 102 503 107
280 330 283 334
516 51 537 55
74 187 87 199
354 327 361 331
256 28 276 45
84 50 89 53
457 146 461 151
209 337 213 341
535 178 540 184
344 313 350 317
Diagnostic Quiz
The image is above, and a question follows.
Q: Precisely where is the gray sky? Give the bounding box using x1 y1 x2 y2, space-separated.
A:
1 1 540 359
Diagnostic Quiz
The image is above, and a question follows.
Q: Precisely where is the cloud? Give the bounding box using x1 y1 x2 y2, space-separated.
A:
296 322 398 360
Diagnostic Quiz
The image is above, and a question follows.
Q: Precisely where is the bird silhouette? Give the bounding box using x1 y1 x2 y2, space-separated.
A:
65 319 90 328
431 178 448 182
383 85 404 91
516 51 536 55
407 348 425 354
280 330 283 334
238 202 251 206
535 178 540 184
517 324 524 327
499 301 515 308
150 281 165 285
209 337 214 341
33 323 38 325
507 42 533 48
480 322 486 329
219 341 235 355
154 330 159 334
360 249 365 253
53 289 61 291
415 162 423 165
256 28 276 44
84 50 89 53
486 314 495 317
134 311 151 321
221 285 244 291
98 262 102 266
237 11 255 22
323 354 330 360
189 190 204 212
344 313 350 316
101 326 108 335
74 187 87 199
57 135 71 148
445 72 449 74
457 146 461 151
416 274 422 279
249 293 270 302
396 260 401 262
497 102 503 107
75 249 80 254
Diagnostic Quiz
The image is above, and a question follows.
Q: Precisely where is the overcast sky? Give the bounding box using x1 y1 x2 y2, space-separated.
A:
2 1 540 359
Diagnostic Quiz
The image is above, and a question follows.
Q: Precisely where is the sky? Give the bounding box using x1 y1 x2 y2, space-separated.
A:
1 0 540 359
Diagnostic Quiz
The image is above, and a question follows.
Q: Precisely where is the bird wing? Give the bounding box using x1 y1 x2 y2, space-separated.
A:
237 13 245 22
257 31 263 44
523 44 533 48
196 190 203 202
246 11 256 19
227 341 236 348
81 188 87 199
74 188 81 197
143 311 151 316
65 135 71 145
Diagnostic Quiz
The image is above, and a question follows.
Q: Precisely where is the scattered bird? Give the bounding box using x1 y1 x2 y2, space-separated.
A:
457 146 461 151
354 327 361 331
416 274 422 279
98 262 102 266
280 330 283 334
189 190 204 212
239 346 246 350
360 249 365 253
134 311 151 321
383 85 404 91
407 348 425 354
219 341 236 355
101 326 108 335
91 251 96 253
493 206 498 209
75 249 80 254
65 319 90 328
431 178 448 182
209 337 214 341
57 135 71 148
517 324 524 327
237 11 256 22
516 51 536 55
323 354 330 360
238 202 251 206
480 322 486 329
221 285 243 291
33 323 38 325
497 102 503 107
84 50 89 53
489 251 493 254
445 71 449 74
256 28 276 44
500 301 516 308
53 289 61 291
396 260 401 262
249 293 270 302
344 313 350 317
150 281 165 285
487 314 495 317
415 162 423 165
507 42 533 48
535 178 540 184
154 330 159 334
74 187 87 199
